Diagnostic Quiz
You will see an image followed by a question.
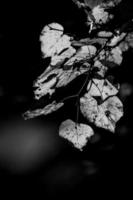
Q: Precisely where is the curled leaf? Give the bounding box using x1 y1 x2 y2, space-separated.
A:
59 119 94 150
64 45 97 66
23 101 64 119
34 65 89 100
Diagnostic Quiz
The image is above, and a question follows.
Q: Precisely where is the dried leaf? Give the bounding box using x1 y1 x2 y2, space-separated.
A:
99 47 123 67
33 43 96 99
34 65 89 100
34 74 57 99
51 46 76 66
102 0 122 8
23 101 64 119
64 45 97 66
59 119 94 150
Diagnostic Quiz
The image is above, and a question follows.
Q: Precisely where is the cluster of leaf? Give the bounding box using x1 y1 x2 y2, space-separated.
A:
23 0 133 150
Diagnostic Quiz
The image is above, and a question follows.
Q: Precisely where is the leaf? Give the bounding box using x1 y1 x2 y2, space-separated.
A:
84 0 102 9
119 32 133 52
23 101 64 119
92 5 111 25
64 45 97 66
87 78 118 100
97 31 113 38
34 65 90 100
94 60 108 77
108 47 123 65
40 23 76 67
86 0 122 9
99 47 123 67
80 94 123 132
51 46 76 66
108 33 126 47
125 32 133 48
119 41 129 52
102 0 122 8
33 43 96 99
40 23 64 58
59 119 94 150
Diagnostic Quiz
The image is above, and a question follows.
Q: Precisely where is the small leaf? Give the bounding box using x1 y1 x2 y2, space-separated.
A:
65 45 97 66
97 31 113 38
59 119 94 150
109 47 123 65
92 5 110 25
94 60 108 77
99 47 123 67
125 32 133 48
108 33 126 47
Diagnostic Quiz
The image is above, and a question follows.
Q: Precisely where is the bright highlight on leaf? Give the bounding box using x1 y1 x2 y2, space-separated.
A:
92 5 111 25
87 79 118 100
59 119 94 150
80 94 123 132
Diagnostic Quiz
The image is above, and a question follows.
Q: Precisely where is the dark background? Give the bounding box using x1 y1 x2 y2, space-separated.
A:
0 0 133 198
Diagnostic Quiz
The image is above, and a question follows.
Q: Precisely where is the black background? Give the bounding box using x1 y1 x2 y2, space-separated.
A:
0 0 133 198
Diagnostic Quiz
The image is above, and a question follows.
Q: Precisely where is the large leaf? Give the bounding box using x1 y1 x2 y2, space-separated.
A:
80 94 123 132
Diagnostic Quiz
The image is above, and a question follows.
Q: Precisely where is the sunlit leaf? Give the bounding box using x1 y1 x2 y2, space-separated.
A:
80 94 123 132
92 5 112 25
64 45 97 66
40 23 64 58
87 79 118 100
23 101 64 119
59 119 94 150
